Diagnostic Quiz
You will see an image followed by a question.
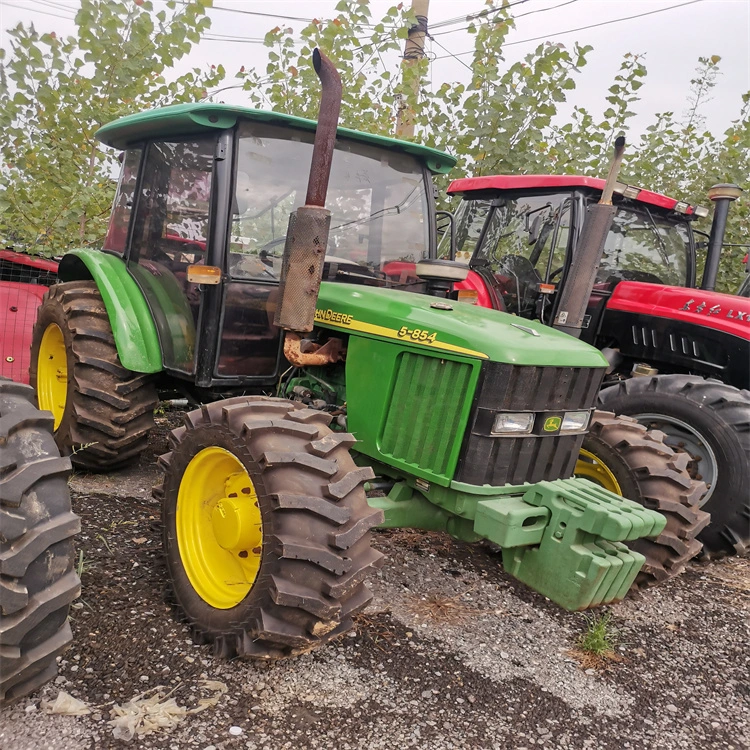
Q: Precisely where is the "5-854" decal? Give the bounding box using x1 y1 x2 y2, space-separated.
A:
397 326 437 343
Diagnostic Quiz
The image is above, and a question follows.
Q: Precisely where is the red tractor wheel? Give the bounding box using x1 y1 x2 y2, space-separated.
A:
599 375 750 559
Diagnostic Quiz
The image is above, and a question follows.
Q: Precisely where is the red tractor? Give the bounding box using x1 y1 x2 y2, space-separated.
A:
0 250 60 384
445 174 749 560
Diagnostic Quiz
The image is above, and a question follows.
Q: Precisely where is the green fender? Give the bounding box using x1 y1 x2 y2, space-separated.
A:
58 249 162 374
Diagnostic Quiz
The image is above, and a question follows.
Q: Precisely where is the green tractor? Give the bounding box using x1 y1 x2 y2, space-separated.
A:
21 52 690 664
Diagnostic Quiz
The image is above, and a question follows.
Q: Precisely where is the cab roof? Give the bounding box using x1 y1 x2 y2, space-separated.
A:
96 102 457 175
447 175 704 216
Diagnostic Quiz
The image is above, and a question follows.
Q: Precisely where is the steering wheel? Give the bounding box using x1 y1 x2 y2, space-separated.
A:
499 255 542 285
258 236 287 258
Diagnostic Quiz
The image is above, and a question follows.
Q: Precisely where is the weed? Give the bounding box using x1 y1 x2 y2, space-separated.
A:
71 441 98 455
76 549 93 577
577 612 618 657
96 533 113 555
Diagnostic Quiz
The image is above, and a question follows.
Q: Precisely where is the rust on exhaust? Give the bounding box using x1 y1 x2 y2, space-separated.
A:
305 49 342 209
274 48 343 333
284 333 345 367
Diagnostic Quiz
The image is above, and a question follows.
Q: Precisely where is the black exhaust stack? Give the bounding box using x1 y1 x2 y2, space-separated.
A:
274 49 342 333
553 136 626 338
700 183 742 292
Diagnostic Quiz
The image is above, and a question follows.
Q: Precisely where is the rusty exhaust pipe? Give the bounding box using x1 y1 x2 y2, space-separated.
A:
274 49 342 333
553 136 626 338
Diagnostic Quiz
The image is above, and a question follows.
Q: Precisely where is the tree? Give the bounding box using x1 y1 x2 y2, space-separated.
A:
0 0 225 255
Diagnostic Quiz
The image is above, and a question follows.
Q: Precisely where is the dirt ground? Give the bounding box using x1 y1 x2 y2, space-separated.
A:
1 408 748 750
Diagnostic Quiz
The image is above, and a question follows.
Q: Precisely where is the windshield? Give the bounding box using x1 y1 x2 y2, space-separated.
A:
598 206 690 287
229 121 430 287
458 194 571 316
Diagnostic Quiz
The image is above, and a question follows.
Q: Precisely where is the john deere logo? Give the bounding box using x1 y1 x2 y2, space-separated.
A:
543 416 562 432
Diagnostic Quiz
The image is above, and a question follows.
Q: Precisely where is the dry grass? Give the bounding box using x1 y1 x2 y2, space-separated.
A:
404 588 481 626
708 558 750 591
376 528 456 554
350 612 400 651
707 558 750 608
566 648 624 671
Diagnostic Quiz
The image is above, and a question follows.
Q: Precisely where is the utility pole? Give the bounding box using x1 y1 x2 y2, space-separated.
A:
395 0 429 139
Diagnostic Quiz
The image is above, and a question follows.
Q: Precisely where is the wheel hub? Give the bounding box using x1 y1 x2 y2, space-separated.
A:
633 412 718 507
575 448 622 495
37 323 67 430
211 477 262 552
176 447 263 609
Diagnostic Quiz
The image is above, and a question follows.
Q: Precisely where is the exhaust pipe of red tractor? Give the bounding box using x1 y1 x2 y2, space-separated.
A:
553 136 626 338
700 183 742 292
274 49 342 333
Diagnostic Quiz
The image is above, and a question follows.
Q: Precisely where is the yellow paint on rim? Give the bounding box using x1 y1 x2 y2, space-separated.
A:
176 447 263 609
575 448 623 495
37 323 68 430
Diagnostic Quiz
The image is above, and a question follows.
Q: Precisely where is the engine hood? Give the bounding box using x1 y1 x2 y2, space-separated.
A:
315 282 608 369
607 281 750 340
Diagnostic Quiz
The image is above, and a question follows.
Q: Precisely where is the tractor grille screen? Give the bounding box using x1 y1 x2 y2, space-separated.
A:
455 363 605 487
380 352 473 477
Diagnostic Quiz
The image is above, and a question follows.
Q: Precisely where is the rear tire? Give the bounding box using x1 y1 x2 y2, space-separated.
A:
599 376 750 558
156 396 384 660
0 379 80 706
30 281 158 471
578 412 709 588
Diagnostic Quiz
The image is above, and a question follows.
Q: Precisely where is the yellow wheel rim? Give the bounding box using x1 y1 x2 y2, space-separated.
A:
37 323 68 430
176 447 263 609
575 448 623 495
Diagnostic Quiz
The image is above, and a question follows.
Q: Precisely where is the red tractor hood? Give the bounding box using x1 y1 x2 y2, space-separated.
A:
607 282 750 340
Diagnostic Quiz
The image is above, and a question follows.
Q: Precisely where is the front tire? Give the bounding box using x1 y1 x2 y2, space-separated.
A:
156 396 384 660
0 380 80 706
576 412 709 588
30 281 158 471
599 376 750 558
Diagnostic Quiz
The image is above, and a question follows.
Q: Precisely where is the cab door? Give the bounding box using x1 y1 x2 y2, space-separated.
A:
126 136 217 377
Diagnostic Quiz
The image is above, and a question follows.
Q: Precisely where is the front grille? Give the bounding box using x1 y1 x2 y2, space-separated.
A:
455 363 605 486
380 352 473 478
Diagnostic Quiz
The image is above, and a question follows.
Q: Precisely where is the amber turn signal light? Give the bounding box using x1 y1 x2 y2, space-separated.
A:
187 265 222 284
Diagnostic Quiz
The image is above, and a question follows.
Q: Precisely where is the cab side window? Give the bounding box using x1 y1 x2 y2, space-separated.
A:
103 148 141 255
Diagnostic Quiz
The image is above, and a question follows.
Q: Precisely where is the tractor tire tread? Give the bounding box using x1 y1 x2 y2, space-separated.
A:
158 397 383 661
599 376 750 559
29 281 158 471
584 411 709 589
0 380 78 707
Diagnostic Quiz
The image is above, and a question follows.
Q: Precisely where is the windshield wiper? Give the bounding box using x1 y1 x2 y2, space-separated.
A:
643 205 673 269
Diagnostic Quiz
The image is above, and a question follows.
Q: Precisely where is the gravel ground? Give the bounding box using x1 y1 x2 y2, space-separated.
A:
1 410 748 750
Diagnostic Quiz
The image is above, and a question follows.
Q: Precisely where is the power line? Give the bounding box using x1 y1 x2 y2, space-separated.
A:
1 1 75 21
428 35 473 73
172 0 313 23
433 0 707 59
430 0 580 37
203 35 265 44
430 0 534 29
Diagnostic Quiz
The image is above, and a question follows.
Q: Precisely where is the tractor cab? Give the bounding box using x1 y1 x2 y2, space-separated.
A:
62 104 453 391
445 175 707 330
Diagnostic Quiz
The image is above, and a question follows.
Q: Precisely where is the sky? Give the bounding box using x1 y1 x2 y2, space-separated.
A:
1 0 749 143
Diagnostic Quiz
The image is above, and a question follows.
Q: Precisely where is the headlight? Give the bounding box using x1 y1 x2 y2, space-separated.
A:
560 410 591 433
491 412 534 435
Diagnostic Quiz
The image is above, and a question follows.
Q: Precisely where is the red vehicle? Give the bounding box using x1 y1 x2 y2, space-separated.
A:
446 174 750 559
0 250 60 383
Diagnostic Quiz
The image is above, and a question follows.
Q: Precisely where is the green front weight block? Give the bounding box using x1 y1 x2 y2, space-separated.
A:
501 478 666 610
